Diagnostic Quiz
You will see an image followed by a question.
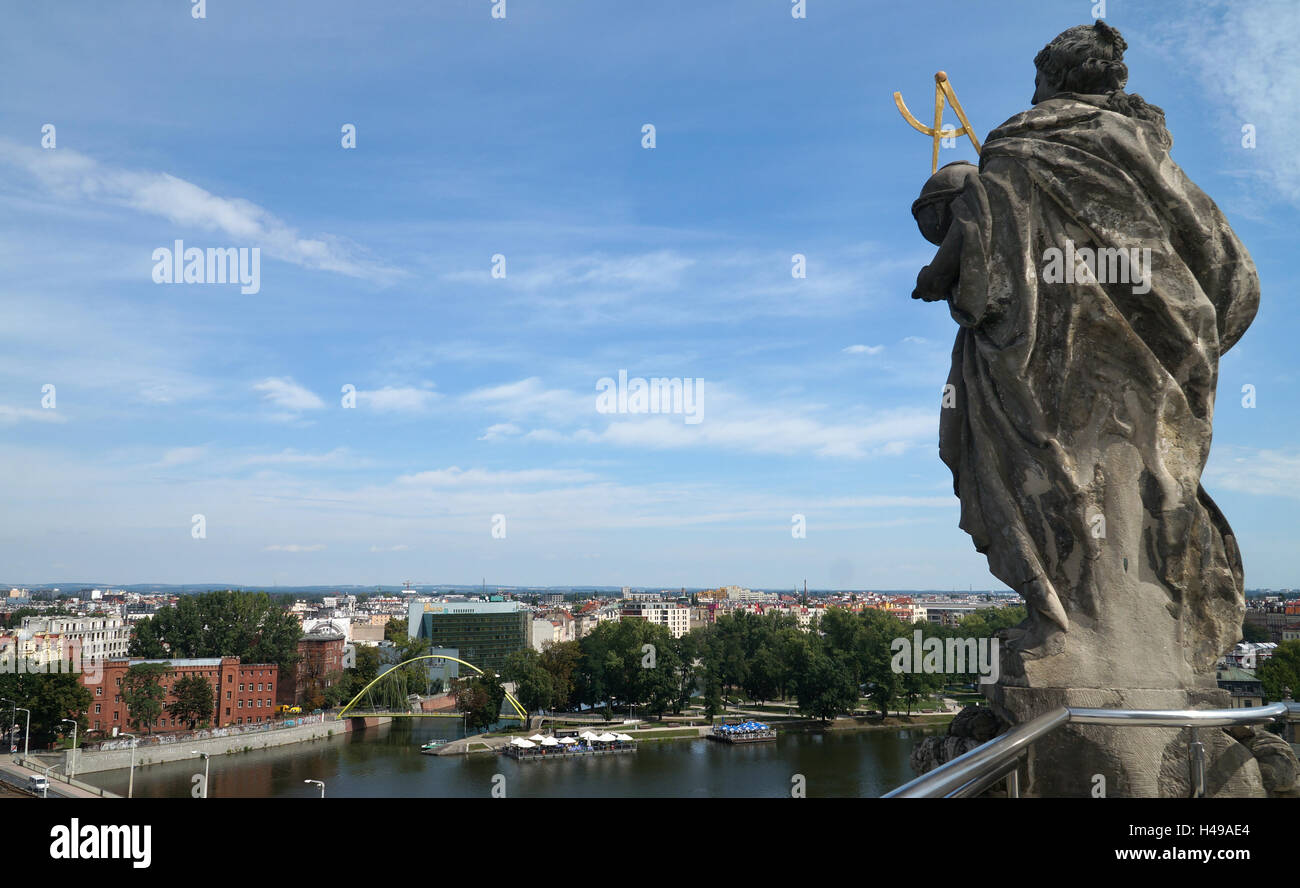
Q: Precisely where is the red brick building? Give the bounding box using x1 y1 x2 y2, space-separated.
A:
278 626 346 708
83 657 278 736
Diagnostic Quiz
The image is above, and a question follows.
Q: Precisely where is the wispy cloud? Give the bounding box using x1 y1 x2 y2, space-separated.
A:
253 377 326 412
396 467 599 487
1152 0 1300 207
159 446 206 466
356 385 440 413
462 377 933 459
243 448 352 467
1205 448 1300 499
0 405 68 424
0 139 401 281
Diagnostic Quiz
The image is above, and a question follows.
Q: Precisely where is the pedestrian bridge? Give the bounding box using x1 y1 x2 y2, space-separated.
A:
336 654 527 721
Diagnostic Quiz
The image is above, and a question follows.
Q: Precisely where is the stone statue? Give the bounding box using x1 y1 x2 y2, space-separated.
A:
909 22 1294 796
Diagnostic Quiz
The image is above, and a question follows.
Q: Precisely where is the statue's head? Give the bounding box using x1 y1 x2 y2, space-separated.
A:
1033 21 1129 104
912 161 977 245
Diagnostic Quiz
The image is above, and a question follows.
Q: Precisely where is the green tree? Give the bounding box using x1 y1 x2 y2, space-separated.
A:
643 631 683 719
167 674 215 729
796 646 858 723
1242 622 1270 644
122 663 171 734
855 609 908 720
453 675 500 734
503 649 554 714
899 662 945 715
1258 641 1300 702
129 590 301 672
956 605 1028 639
339 645 382 702
539 640 582 711
0 670 92 748
670 632 702 714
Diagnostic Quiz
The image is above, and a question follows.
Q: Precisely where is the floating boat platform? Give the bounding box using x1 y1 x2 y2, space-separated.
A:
709 721 777 744
502 745 637 761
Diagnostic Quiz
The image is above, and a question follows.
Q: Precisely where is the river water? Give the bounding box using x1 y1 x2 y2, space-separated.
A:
82 720 942 798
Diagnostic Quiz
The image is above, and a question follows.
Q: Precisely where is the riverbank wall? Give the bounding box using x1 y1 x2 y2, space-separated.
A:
50 716 389 774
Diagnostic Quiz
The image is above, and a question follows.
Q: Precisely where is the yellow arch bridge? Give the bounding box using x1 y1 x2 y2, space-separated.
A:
336 654 527 722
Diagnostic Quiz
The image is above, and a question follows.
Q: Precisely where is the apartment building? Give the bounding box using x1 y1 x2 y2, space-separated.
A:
20 615 131 662
620 601 691 638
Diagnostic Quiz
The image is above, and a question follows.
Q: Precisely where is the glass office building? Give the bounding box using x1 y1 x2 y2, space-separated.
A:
406 600 529 676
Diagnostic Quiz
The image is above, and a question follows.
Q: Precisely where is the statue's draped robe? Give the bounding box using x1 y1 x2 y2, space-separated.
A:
941 94 1259 672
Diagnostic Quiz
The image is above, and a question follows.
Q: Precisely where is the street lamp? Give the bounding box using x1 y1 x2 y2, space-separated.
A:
15 708 30 758
304 779 324 798
122 733 138 799
191 751 210 798
42 765 52 799
61 719 78 779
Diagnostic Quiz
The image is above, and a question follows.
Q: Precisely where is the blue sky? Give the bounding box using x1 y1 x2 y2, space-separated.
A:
1 0 1297 590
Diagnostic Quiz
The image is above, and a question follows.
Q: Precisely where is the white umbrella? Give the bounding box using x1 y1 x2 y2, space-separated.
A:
509 737 528 746
579 731 599 740
514 738 536 748
541 737 560 746
614 733 634 742
596 732 618 742
558 736 578 744
528 734 547 742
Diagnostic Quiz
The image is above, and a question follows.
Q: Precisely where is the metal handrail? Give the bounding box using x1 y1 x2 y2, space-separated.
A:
883 703 1289 798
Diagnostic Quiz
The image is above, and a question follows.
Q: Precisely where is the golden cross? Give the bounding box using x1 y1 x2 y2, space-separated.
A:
893 71 981 174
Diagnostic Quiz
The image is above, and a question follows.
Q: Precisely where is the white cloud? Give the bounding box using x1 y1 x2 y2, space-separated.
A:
1205 448 1300 499
159 446 206 466
478 422 522 441
396 466 599 487
0 405 68 424
462 377 591 424
0 139 400 281
357 385 440 413
443 250 694 293
253 377 326 411
843 344 884 355
243 448 351 466
462 377 934 459
586 405 932 459
263 544 327 552
369 544 410 553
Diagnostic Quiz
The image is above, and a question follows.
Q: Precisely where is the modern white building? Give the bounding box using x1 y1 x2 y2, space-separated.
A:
620 602 691 638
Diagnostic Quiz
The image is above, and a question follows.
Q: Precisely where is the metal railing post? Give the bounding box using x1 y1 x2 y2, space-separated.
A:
1189 737 1206 799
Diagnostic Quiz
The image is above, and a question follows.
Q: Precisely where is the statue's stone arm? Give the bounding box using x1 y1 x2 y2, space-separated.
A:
912 216 964 302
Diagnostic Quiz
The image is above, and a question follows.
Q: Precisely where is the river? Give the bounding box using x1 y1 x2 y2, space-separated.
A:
81 720 943 798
